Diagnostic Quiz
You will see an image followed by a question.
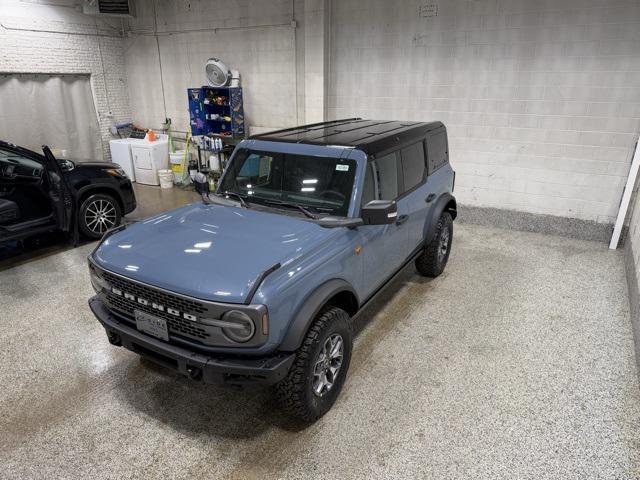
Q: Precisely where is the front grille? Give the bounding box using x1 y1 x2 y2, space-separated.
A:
90 260 269 349
100 270 210 341
101 270 206 314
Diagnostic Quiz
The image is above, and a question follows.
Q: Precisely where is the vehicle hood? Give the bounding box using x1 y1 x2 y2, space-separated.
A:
92 203 338 304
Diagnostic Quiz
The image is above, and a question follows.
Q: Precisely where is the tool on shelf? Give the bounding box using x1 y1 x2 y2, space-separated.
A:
187 86 245 138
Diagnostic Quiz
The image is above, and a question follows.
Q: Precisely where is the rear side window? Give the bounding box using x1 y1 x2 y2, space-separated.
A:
427 131 448 173
400 142 426 192
374 152 398 200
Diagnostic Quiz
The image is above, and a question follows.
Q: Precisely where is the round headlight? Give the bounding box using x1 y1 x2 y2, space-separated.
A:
89 269 109 293
221 310 255 343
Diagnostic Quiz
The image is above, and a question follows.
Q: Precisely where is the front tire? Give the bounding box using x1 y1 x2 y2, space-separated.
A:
415 212 453 277
78 193 122 239
276 306 352 422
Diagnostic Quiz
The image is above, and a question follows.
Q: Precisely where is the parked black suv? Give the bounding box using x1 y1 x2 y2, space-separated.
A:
0 141 136 244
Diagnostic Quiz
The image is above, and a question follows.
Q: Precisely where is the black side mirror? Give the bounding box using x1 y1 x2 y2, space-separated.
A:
193 172 209 195
58 159 75 172
361 200 397 225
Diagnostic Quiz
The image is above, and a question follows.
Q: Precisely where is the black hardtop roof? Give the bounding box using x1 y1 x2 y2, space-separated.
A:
249 118 444 156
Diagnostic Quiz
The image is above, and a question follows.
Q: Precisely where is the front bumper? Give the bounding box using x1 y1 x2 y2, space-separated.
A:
89 296 294 385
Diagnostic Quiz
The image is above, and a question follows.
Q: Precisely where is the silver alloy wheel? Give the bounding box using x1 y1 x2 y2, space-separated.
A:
438 227 450 263
312 333 344 397
85 199 117 235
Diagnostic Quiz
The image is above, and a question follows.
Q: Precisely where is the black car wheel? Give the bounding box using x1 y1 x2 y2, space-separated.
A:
415 211 453 277
276 306 352 422
78 193 122 239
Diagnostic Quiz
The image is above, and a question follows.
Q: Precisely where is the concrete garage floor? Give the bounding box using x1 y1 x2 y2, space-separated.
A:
1 186 640 479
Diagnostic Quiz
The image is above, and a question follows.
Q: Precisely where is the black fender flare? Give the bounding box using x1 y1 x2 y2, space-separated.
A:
424 193 457 245
279 279 359 352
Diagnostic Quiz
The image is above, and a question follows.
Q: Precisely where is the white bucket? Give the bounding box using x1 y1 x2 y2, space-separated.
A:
158 169 174 189
170 150 187 165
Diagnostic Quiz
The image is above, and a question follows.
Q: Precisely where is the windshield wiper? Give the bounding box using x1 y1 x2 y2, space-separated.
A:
262 199 318 219
222 190 249 208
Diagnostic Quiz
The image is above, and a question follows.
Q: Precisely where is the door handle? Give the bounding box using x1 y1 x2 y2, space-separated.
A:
425 193 436 203
396 214 408 226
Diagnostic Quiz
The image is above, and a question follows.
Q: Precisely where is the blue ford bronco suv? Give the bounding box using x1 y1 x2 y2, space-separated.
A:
88 119 456 421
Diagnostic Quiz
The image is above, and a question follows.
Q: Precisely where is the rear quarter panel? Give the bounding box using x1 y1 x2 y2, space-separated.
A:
422 164 454 229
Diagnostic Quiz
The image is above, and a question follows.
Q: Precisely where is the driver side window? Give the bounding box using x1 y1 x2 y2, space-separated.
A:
361 152 399 206
361 163 376 206
374 152 399 200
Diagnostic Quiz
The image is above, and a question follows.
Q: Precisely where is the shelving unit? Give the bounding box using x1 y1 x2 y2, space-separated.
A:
188 86 245 138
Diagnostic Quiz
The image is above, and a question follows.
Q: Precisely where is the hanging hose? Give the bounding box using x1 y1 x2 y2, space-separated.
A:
167 124 175 154
177 133 192 188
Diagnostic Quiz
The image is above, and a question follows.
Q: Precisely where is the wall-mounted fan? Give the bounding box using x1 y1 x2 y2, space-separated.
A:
205 58 231 87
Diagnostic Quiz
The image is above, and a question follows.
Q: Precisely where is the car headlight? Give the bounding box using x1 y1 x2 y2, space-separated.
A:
220 310 255 343
89 268 109 293
106 168 128 178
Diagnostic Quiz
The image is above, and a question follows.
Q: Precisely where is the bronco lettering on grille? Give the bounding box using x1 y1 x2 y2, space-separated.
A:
110 286 197 321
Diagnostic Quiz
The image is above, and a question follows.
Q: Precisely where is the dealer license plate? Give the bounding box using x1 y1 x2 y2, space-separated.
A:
135 310 169 341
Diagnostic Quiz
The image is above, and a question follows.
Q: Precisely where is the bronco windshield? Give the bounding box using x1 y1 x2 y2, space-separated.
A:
219 149 357 217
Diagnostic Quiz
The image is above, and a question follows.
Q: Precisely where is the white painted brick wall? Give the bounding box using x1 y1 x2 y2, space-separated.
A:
328 0 640 223
627 145 640 292
0 1 131 161
4 0 637 224
125 0 297 134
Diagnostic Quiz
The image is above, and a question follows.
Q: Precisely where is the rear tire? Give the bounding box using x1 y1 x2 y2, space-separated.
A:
276 306 352 422
415 212 453 277
78 193 122 240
